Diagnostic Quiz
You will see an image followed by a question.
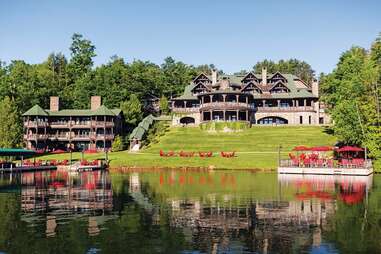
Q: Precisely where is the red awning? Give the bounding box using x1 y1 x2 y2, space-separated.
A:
311 146 333 152
293 146 311 151
336 146 364 152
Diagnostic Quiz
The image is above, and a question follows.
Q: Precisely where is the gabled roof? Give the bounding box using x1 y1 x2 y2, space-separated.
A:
192 73 211 83
269 80 290 92
192 82 210 92
269 71 287 80
241 72 260 83
241 81 263 93
23 105 48 116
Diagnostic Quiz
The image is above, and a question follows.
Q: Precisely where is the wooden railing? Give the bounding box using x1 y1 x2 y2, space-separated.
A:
257 106 314 112
200 102 254 110
24 134 49 140
24 122 49 128
172 107 199 113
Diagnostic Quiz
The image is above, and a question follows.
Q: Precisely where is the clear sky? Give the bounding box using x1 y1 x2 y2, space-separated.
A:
1 0 380 74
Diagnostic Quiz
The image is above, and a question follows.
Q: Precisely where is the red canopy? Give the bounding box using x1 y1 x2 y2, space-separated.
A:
311 146 333 152
336 146 364 152
293 146 311 151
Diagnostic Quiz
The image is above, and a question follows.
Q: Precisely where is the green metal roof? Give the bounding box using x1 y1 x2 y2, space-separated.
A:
111 109 122 115
24 105 121 117
22 105 48 116
129 114 156 141
92 105 116 116
129 126 146 140
0 148 36 156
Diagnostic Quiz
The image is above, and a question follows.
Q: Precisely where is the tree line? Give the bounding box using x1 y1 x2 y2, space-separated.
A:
320 33 381 168
0 33 315 148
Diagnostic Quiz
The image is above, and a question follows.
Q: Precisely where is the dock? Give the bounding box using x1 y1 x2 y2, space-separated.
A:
278 159 373 176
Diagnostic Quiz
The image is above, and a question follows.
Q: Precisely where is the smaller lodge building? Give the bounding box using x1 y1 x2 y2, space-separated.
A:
23 96 123 151
171 68 330 126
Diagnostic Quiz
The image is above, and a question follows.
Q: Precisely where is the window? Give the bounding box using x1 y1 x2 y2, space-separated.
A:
309 116 312 124
258 117 288 125
319 117 324 124
299 116 303 124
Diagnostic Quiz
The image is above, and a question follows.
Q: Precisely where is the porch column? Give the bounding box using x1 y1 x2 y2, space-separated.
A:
236 95 239 102
262 100 266 107
296 100 299 107
223 110 226 121
245 111 248 121
236 110 239 121
171 101 175 108
222 94 226 102
210 95 213 102
184 101 187 108
210 110 212 120
201 96 204 104
245 96 248 104
304 99 306 107
277 100 280 107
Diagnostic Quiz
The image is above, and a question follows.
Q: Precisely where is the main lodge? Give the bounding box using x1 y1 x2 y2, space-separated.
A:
23 96 123 152
171 68 330 126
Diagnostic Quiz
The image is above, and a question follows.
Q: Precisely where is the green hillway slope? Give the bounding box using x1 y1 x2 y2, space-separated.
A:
38 126 337 170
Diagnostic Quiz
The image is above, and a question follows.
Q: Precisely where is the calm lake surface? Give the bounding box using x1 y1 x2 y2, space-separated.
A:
0 169 379 254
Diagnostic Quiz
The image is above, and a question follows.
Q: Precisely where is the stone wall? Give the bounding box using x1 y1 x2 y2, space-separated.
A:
172 113 201 126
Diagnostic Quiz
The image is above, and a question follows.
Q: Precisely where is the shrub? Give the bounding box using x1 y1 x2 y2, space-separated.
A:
112 135 125 152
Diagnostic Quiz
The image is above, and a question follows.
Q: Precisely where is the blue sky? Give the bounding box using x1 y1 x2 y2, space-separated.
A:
0 0 380 74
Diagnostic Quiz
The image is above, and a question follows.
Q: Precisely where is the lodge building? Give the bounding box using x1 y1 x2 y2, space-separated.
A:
22 96 123 151
171 68 330 126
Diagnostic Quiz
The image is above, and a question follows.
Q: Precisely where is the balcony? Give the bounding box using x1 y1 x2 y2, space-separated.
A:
91 121 114 128
48 134 72 140
200 102 254 111
24 134 48 140
24 122 48 128
94 134 115 140
50 122 70 128
256 106 315 112
172 107 200 113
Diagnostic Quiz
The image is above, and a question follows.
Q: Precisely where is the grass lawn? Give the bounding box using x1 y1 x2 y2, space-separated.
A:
37 126 336 170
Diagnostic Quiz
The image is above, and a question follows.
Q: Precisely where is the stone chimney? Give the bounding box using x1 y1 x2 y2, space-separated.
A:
312 79 319 97
262 67 267 85
91 96 102 110
212 69 217 85
50 96 59 112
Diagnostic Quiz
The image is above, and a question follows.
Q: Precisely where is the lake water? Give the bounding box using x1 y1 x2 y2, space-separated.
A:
0 169 379 254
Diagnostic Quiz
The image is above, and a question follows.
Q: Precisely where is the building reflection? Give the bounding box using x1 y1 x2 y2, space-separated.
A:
141 172 373 253
19 170 113 237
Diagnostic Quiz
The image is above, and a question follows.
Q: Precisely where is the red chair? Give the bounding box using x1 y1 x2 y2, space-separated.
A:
160 150 166 157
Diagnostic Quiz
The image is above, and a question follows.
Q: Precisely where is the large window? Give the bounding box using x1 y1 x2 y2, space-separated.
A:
257 117 288 125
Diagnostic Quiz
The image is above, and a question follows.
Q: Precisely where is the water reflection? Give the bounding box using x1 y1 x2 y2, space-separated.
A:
0 169 378 253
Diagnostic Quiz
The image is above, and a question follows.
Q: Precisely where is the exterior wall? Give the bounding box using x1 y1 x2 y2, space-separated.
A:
254 111 318 125
172 113 201 126
23 115 121 151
